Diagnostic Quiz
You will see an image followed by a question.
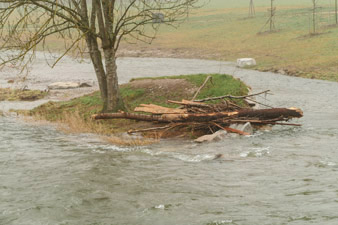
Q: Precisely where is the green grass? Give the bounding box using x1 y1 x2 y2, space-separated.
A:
131 74 248 103
28 74 249 134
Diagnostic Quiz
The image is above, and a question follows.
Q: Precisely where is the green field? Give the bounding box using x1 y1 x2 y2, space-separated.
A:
138 0 338 81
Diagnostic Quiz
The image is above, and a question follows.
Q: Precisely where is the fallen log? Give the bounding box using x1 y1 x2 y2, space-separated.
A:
168 99 209 107
92 112 163 121
134 104 187 114
236 107 303 119
160 107 302 122
167 100 214 111
92 107 303 123
217 119 302 126
168 99 233 113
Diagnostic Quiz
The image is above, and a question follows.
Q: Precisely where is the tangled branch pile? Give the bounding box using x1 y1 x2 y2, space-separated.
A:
92 90 303 137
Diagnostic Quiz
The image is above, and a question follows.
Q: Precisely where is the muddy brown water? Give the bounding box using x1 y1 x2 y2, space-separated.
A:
1 55 338 225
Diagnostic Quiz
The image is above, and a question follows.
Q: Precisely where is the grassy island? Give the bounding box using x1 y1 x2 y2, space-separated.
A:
26 74 249 144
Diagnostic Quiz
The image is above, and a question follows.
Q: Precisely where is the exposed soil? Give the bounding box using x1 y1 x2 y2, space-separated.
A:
128 78 194 90
117 44 224 60
126 78 197 97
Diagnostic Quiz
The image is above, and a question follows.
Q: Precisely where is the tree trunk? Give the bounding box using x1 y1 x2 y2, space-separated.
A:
86 37 124 112
334 0 338 24
103 47 124 112
312 0 316 34
86 35 109 111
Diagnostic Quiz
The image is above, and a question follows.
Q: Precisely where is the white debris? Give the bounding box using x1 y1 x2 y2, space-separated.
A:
48 82 81 90
237 58 256 67
194 130 228 143
230 122 253 135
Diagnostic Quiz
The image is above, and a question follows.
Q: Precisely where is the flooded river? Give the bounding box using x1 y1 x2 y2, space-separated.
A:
1 57 338 225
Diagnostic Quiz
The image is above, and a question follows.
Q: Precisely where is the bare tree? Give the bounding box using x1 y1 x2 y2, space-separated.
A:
311 0 319 34
335 0 337 24
258 0 276 33
249 0 255 17
0 0 199 112
268 0 276 32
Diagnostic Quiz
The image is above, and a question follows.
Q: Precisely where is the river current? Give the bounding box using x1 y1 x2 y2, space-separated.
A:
1 57 338 225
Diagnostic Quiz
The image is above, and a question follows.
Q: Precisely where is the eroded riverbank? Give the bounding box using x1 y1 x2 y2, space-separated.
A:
1 56 338 225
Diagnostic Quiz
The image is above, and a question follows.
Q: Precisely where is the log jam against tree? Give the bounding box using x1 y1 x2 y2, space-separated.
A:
92 75 303 140
25 73 304 144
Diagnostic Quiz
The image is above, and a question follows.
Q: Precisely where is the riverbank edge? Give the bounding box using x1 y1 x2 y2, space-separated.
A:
117 45 338 83
15 74 250 146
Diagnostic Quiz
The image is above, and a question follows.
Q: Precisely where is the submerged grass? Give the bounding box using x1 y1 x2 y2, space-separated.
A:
27 74 249 144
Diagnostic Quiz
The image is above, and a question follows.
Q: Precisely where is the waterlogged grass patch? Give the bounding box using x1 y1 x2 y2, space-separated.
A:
0 88 47 101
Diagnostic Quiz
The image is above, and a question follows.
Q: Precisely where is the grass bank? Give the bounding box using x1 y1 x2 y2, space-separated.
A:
25 74 249 144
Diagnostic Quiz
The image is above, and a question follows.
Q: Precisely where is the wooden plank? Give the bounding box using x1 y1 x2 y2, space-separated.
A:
134 104 187 114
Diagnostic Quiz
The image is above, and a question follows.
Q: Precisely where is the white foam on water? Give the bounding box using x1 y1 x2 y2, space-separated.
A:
210 219 233 225
91 149 106 154
319 160 337 167
240 147 270 158
140 148 215 162
172 153 215 162
140 149 162 156
154 204 165 209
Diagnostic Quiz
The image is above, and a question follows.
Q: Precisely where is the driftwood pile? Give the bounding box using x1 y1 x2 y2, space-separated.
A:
92 90 303 137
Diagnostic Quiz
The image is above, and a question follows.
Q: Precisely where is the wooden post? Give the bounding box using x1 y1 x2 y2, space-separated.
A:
269 0 276 32
312 0 317 34
249 0 255 17
335 0 337 24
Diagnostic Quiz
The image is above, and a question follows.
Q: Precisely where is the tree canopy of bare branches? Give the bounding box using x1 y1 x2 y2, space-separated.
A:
0 0 199 111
